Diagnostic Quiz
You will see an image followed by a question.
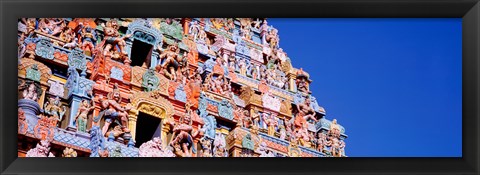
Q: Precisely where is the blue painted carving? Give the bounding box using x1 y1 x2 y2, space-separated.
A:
217 99 234 120
26 64 41 82
232 30 242 43
235 39 250 59
174 84 187 103
203 58 215 73
198 92 208 113
202 115 217 139
35 38 54 60
65 67 94 98
89 125 106 157
110 66 124 81
159 19 183 41
127 19 163 47
67 48 87 72
293 92 304 105
241 133 255 151
18 98 41 130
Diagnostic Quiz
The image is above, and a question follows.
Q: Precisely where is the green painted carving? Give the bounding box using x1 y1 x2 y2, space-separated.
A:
26 64 41 82
160 20 183 41
141 69 159 92
242 133 255 151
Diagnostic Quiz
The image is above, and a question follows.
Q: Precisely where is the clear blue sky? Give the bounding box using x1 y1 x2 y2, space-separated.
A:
268 18 462 157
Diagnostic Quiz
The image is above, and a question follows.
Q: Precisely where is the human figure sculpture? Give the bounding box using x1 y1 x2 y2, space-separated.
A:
22 18 37 36
316 132 327 153
264 113 278 136
338 139 346 157
265 28 279 49
257 141 275 157
59 27 76 45
188 20 200 41
169 103 199 157
20 81 41 101
74 92 95 132
39 18 65 36
100 83 131 136
296 77 310 93
199 138 213 157
327 135 341 157
43 96 67 127
26 140 55 157
101 19 131 59
197 26 207 43
156 42 184 81
62 147 78 157
294 96 317 130
213 133 228 157
329 119 341 138
78 24 97 56
139 137 175 157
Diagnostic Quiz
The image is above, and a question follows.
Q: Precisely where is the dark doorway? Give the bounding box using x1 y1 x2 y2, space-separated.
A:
134 112 162 147
130 40 153 67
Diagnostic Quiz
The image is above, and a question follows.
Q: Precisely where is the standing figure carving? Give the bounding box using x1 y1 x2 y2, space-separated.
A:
100 83 131 136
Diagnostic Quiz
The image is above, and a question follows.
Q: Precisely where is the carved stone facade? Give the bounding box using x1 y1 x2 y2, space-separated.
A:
17 18 347 157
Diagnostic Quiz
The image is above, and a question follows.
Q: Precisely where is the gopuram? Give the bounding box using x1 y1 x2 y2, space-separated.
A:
17 18 347 157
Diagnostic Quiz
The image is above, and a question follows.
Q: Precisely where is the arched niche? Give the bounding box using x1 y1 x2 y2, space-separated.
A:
127 90 174 148
126 19 163 68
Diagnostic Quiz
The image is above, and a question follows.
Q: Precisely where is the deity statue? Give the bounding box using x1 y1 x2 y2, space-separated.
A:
99 83 131 136
109 146 124 157
296 68 311 94
59 27 76 46
316 132 327 153
238 58 247 76
327 135 341 157
197 25 207 43
62 147 78 157
74 92 95 132
138 137 175 157
19 81 42 101
251 110 261 128
264 113 278 136
239 18 252 40
338 139 346 157
257 142 275 157
199 138 213 157
329 119 341 138
294 96 317 130
77 24 97 56
43 96 67 127
213 133 228 157
265 28 279 49
169 103 200 157
100 19 132 59
252 18 262 30
21 18 37 36
156 42 184 81
225 18 235 33
26 140 55 157
188 20 200 41
279 125 287 140
38 18 65 36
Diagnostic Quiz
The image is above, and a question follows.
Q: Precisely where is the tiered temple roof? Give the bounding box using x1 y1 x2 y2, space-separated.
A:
17 18 347 157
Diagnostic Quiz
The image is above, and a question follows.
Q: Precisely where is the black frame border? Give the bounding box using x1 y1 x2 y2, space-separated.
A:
1 0 479 175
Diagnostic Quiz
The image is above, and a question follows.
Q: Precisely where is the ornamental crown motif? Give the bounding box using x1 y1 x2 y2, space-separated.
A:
141 69 159 92
26 64 41 82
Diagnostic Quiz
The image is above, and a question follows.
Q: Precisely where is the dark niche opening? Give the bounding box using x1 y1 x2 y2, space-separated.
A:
130 39 153 67
134 112 162 147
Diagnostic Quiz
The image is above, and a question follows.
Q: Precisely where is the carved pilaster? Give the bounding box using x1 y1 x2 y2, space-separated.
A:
128 109 139 141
